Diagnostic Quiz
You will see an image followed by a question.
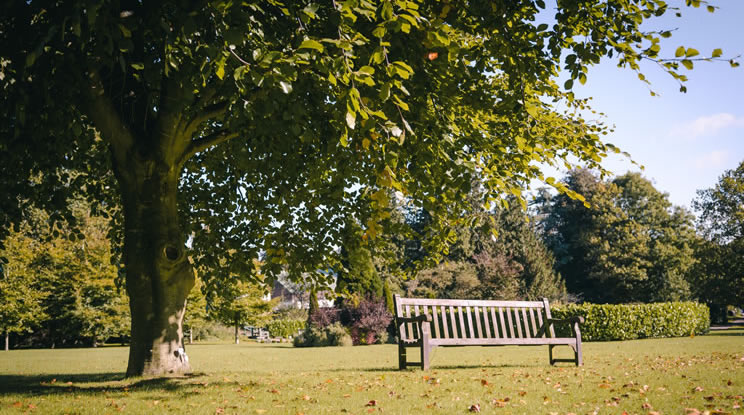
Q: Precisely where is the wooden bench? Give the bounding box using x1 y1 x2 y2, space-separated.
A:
393 295 584 370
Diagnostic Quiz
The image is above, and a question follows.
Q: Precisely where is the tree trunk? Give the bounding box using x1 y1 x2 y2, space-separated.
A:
4 331 8 351
117 155 195 377
189 328 193 345
234 319 240 345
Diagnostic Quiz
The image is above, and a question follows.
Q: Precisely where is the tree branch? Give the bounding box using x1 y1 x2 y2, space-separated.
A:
84 69 135 171
182 101 230 139
178 129 241 167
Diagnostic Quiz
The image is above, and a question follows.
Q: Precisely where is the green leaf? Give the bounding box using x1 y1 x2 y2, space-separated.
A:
298 39 324 52
707 5 715 12
216 63 225 80
675 46 685 57
131 63 145 70
712 48 722 58
358 66 375 75
564 79 573 90
685 48 699 58
118 24 131 38
681 59 693 70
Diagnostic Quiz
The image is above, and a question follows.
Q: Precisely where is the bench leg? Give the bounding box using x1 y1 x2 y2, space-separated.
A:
398 344 407 370
420 324 431 370
549 345 555 365
420 343 430 370
574 322 583 366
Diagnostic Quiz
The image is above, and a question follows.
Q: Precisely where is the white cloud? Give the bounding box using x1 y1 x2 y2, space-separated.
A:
694 150 730 170
670 113 744 139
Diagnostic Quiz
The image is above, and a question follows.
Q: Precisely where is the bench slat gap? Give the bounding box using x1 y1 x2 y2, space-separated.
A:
490 307 499 339
521 308 531 339
482 306 491 339
457 306 466 339
449 306 457 339
474 307 483 338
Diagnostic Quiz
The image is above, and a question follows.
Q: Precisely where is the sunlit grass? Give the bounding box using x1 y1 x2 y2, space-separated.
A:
1 330 742 414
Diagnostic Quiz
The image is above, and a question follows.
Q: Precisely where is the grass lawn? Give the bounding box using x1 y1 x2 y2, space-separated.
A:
0 329 742 414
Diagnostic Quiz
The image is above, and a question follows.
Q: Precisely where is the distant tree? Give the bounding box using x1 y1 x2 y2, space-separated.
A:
542 171 695 303
211 280 277 344
183 276 209 344
336 218 383 301
0 222 46 350
692 161 744 322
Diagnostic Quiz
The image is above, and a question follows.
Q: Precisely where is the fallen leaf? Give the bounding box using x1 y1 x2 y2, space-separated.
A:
366 400 377 407
469 403 481 412
599 383 611 389
255 410 267 414
480 379 488 386
270 389 280 394
704 396 715 401
153 400 160 406
343 394 351 398
642 402 652 409
685 408 702 415
693 386 704 393
727 380 733 386
215 408 224 414
12 402 22 408
518 391 527 396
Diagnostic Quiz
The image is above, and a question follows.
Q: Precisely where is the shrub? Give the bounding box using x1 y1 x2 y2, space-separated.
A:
340 297 392 345
308 307 340 328
292 323 353 347
266 319 306 339
552 302 710 341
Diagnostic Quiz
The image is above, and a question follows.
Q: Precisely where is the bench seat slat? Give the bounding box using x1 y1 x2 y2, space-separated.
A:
514 308 523 338
490 307 499 339
430 337 578 346
505 307 515 338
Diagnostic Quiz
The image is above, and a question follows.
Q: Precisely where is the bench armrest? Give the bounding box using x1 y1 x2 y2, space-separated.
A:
547 316 585 325
397 314 433 324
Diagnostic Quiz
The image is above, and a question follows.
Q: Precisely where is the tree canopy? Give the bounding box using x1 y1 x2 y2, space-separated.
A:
540 170 696 303
0 0 730 376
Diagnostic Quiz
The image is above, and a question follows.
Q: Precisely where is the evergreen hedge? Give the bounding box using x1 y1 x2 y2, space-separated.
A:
266 319 306 339
552 302 710 341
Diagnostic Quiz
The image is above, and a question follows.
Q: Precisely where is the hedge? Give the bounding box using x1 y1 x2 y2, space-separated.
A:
266 319 306 339
551 302 710 341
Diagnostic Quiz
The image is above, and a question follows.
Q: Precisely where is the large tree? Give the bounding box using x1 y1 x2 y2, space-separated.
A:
1 1 729 376
541 170 696 303
691 160 744 322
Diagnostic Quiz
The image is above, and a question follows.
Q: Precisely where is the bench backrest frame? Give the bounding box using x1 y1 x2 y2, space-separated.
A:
394 295 556 342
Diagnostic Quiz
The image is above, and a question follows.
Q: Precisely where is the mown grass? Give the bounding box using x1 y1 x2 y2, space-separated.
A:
1 329 742 414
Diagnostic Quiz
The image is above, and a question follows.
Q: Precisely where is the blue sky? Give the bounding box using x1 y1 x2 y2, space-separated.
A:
546 0 744 210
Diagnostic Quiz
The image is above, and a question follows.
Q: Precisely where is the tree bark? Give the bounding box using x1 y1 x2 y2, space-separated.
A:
4 331 8 351
234 319 240 345
116 154 195 377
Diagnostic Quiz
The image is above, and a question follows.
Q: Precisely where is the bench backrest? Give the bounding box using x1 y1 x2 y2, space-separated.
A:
393 295 556 342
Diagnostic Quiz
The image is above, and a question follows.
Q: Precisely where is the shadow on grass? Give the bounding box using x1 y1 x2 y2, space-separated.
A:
706 331 744 337
0 372 208 396
329 362 538 373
